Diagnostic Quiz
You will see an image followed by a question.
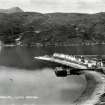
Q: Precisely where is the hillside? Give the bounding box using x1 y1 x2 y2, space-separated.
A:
0 9 105 46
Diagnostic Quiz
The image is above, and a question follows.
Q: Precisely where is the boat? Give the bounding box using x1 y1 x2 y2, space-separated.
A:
34 53 105 77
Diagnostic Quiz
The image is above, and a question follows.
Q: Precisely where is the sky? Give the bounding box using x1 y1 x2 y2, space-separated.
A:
0 0 105 13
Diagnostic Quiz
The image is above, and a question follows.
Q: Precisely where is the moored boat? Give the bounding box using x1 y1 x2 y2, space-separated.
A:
34 53 105 77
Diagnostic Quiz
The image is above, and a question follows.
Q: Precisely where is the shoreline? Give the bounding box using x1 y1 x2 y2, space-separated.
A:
1 42 105 47
74 71 105 105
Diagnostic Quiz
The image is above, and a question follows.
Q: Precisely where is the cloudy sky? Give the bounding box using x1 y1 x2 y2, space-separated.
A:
0 0 105 13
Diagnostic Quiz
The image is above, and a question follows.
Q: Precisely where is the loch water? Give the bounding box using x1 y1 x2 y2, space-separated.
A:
0 45 104 105
0 44 105 69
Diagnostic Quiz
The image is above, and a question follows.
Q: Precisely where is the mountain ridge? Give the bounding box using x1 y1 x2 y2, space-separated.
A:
0 7 23 14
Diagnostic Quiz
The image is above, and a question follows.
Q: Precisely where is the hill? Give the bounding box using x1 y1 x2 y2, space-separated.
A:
0 7 23 14
0 9 105 46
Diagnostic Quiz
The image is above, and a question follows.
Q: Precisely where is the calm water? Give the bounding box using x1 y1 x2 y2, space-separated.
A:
0 45 104 105
0 45 105 69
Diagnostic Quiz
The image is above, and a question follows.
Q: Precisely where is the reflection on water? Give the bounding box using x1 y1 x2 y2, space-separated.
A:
0 67 86 105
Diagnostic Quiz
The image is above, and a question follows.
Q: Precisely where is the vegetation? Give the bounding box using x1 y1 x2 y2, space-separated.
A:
0 8 105 46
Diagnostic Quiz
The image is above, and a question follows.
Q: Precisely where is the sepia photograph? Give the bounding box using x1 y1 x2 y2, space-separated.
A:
0 0 105 105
